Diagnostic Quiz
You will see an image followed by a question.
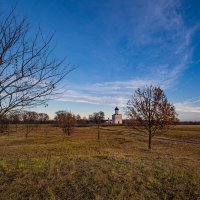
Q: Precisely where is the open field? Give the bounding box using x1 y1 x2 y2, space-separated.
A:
0 125 200 199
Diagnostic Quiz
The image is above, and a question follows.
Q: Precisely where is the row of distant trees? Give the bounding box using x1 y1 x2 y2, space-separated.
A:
0 111 50 136
53 111 105 137
0 109 106 136
0 111 106 124
0 111 49 124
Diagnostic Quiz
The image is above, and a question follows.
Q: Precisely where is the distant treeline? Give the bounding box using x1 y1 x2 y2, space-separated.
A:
1 111 200 126
177 121 200 125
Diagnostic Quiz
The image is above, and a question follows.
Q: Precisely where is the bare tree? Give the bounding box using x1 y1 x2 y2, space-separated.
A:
76 114 81 125
0 115 9 134
55 111 76 136
0 10 72 119
38 113 49 123
89 111 105 124
126 85 178 149
81 116 88 125
89 111 105 140
7 110 21 133
21 111 39 138
76 114 81 121
8 111 21 123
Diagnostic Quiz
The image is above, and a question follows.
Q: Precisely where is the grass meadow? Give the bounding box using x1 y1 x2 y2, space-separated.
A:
0 125 200 199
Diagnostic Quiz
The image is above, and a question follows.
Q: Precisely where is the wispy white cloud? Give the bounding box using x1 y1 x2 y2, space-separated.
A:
175 103 200 113
175 96 200 113
84 79 154 91
141 1 197 80
59 89 128 106
58 76 173 107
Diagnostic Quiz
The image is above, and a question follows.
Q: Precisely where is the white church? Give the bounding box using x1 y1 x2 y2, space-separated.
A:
112 106 122 124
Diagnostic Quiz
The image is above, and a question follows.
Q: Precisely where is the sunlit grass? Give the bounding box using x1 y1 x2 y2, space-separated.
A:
0 125 199 199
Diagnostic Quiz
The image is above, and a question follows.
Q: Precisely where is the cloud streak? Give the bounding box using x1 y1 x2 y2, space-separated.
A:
59 89 128 106
175 102 200 113
174 96 200 113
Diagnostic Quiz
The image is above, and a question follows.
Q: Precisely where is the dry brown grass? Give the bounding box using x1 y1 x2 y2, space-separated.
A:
0 125 199 199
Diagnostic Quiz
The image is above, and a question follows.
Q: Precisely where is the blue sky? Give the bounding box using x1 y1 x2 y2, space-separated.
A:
1 0 200 120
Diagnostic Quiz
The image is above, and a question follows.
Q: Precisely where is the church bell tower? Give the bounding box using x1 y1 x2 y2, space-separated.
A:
112 106 122 124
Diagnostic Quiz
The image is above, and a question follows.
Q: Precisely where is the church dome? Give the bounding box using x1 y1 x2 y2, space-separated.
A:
115 106 119 110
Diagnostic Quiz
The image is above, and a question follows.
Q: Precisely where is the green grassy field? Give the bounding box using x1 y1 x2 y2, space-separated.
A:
0 125 200 199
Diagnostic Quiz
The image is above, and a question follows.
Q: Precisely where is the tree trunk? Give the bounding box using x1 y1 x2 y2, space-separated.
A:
26 125 29 139
67 127 70 136
64 127 66 134
15 124 18 133
148 130 152 149
5 123 9 136
97 124 100 140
